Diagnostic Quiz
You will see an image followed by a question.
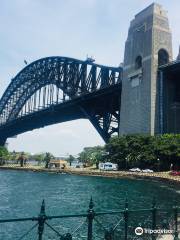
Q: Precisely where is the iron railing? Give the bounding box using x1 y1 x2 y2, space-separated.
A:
0 198 179 240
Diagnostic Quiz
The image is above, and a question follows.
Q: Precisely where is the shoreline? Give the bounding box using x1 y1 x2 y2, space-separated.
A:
0 165 180 185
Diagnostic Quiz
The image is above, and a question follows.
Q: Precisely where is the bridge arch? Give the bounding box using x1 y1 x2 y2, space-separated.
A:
0 56 122 145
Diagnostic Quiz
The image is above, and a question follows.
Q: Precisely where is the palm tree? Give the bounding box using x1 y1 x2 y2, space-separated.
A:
44 152 52 168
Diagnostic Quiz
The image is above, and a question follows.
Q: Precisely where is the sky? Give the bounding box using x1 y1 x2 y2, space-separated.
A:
0 0 180 156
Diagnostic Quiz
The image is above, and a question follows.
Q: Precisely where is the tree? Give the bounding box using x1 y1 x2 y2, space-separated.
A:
78 146 104 167
90 148 104 169
18 152 25 167
32 153 46 165
104 134 180 171
154 134 180 170
105 136 129 169
9 151 18 163
0 146 9 165
44 152 53 168
77 134 180 171
78 147 93 166
67 155 75 166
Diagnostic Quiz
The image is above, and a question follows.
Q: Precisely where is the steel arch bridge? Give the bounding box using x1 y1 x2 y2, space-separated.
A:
0 56 122 145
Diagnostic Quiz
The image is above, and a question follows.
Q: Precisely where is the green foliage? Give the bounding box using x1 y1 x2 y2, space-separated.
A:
33 153 46 164
153 134 180 170
105 136 128 169
6 151 30 164
67 155 75 166
0 146 9 165
0 146 8 157
44 152 54 168
105 134 180 171
67 155 75 162
78 146 105 168
31 152 54 167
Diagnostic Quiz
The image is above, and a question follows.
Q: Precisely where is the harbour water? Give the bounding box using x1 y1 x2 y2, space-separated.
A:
0 170 179 239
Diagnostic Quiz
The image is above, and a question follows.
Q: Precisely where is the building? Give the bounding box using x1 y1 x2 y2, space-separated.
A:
119 3 180 135
49 159 68 169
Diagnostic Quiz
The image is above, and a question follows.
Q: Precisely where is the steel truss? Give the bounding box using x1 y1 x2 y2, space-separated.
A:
0 56 122 144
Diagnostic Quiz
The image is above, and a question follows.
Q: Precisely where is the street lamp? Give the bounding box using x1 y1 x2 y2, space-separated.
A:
125 157 128 170
157 158 160 172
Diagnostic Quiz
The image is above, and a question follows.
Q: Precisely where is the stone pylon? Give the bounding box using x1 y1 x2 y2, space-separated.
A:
119 3 173 135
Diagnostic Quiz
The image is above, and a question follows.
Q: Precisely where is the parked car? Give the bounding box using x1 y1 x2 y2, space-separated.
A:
142 169 154 173
169 171 180 176
99 162 118 171
129 168 141 172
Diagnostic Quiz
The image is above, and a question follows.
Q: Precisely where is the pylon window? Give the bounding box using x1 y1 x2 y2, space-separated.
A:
158 49 169 66
135 56 142 69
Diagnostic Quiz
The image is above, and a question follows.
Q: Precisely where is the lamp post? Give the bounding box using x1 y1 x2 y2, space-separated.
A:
125 157 128 170
157 158 160 172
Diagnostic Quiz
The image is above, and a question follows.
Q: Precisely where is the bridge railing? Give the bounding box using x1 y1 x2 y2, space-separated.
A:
0 198 179 240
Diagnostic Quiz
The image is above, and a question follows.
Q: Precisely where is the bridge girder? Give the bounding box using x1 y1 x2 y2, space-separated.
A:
0 56 122 144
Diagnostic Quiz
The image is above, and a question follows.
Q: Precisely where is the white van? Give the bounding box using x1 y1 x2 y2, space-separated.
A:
99 162 118 171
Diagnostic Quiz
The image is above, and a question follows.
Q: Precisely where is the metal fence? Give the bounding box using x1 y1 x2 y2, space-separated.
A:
0 198 179 240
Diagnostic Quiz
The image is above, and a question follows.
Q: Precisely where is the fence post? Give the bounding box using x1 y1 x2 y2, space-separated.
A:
174 206 179 240
87 197 94 240
124 197 128 240
152 197 156 240
38 200 46 240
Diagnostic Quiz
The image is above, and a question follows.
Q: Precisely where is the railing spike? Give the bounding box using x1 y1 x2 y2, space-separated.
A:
40 199 45 215
89 197 94 210
87 196 94 240
38 200 46 240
